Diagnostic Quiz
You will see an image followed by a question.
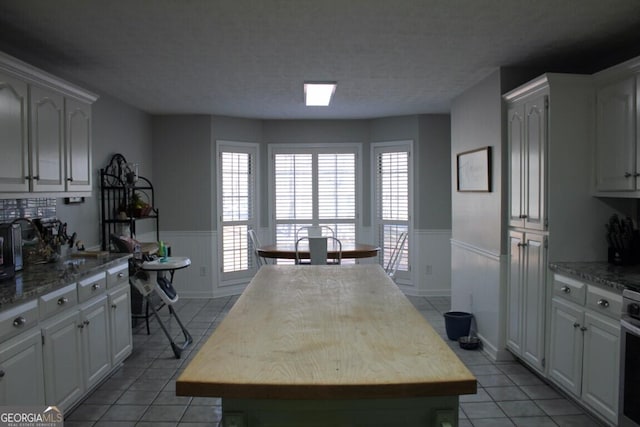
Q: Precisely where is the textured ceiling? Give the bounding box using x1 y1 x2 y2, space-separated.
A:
1 0 640 119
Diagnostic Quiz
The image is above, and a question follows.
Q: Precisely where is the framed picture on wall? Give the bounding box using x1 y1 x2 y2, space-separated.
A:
456 146 491 192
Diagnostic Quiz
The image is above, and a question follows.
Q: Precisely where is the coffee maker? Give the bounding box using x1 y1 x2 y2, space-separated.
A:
0 223 23 281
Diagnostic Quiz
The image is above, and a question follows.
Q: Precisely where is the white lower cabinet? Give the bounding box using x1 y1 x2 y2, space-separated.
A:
548 274 621 425
42 308 84 411
80 295 112 391
0 259 133 411
0 328 45 405
506 230 547 372
109 283 132 365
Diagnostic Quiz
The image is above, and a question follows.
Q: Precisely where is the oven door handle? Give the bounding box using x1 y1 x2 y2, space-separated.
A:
621 318 640 336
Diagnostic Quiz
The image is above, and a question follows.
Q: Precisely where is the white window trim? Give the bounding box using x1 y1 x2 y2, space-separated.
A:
370 140 413 284
267 143 363 245
216 140 260 285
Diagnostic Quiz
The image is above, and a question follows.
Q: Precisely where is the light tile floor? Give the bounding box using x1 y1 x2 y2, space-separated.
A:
65 294 606 427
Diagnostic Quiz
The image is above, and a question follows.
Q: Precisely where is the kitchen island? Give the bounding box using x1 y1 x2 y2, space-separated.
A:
177 264 476 426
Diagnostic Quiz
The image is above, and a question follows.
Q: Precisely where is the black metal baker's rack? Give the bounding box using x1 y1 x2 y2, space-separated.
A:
100 153 159 251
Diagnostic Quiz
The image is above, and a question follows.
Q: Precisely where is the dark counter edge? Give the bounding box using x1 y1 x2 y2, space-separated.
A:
549 261 640 293
0 253 132 311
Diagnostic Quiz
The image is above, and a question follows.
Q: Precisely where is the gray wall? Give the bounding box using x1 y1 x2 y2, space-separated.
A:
451 70 504 253
418 115 451 230
151 115 213 232
56 92 153 249
150 115 452 234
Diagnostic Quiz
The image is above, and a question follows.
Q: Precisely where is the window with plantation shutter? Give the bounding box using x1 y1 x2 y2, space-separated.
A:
270 145 360 263
373 141 412 280
217 141 259 281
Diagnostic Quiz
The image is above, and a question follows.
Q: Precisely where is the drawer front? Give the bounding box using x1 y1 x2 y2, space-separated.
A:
553 274 586 305
0 300 39 342
107 262 129 289
39 283 78 320
586 285 622 319
77 272 107 303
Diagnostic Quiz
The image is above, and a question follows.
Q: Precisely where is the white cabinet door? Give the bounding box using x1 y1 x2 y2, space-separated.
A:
0 329 45 405
30 85 65 192
595 76 637 191
109 284 133 365
549 297 583 396
508 105 525 228
507 93 548 230
0 71 30 192
65 98 92 192
521 233 546 371
80 295 111 390
522 94 547 231
582 311 620 424
506 230 546 372
506 230 524 354
42 309 83 411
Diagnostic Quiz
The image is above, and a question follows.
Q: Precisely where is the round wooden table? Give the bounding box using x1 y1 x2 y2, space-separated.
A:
257 242 380 260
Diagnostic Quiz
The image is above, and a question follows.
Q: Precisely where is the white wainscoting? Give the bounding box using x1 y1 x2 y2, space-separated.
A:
151 230 218 298
152 228 454 299
400 229 452 297
451 239 512 362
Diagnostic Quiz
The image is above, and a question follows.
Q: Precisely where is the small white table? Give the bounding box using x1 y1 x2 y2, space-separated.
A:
131 256 193 358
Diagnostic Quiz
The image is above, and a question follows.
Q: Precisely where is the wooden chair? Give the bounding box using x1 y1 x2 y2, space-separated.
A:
295 236 342 265
384 231 408 281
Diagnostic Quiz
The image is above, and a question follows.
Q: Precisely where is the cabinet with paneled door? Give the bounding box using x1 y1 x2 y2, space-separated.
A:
548 273 621 426
0 258 132 410
0 51 97 197
507 87 547 231
0 300 44 405
504 74 612 378
506 230 546 373
593 57 640 195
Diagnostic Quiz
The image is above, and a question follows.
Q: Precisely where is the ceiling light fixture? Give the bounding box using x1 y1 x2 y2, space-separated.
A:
304 82 336 106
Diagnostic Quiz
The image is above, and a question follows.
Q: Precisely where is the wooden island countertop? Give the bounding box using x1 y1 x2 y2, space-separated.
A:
176 264 476 400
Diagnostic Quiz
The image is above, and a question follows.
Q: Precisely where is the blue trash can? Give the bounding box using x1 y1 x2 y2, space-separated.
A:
443 311 473 341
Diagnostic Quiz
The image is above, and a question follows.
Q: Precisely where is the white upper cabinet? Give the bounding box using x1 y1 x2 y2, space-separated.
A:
30 85 65 192
0 71 29 192
595 76 637 191
0 51 97 197
508 91 547 230
65 98 92 192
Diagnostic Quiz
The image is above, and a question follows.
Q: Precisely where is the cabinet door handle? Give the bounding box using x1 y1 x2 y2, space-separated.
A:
33 175 39 181
67 177 73 182
519 214 528 219
83 320 90 326
111 303 118 309
77 324 84 329
0 370 4 378
57 297 68 305
625 172 633 178
92 283 101 291
12 316 26 327
597 299 610 308
580 326 588 332
573 322 580 328
117 272 125 278
561 286 571 294
517 242 528 248
634 173 640 178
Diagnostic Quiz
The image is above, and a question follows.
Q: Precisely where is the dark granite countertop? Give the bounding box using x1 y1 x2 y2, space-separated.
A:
0 253 131 312
549 261 640 294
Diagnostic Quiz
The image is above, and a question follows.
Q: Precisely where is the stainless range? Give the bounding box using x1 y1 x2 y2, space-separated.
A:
620 288 640 426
